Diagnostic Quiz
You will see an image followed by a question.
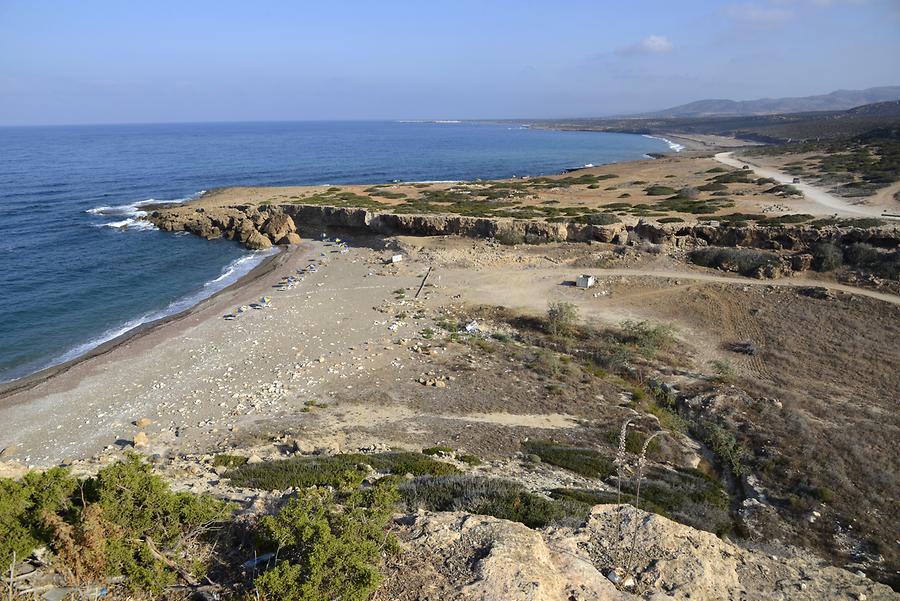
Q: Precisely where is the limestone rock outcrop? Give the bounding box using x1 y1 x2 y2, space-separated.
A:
375 505 898 601
147 202 899 258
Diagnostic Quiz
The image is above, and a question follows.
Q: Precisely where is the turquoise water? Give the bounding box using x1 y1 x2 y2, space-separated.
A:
0 121 668 382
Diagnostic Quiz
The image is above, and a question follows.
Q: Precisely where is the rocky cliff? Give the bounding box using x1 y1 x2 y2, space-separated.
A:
148 202 900 256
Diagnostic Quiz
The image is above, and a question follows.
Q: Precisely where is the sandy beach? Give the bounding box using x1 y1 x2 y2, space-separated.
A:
2 222 898 468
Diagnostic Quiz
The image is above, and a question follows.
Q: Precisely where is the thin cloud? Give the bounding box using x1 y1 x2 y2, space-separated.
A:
616 35 674 56
723 3 793 25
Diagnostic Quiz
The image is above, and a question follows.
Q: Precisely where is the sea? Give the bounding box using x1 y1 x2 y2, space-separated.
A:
0 120 671 384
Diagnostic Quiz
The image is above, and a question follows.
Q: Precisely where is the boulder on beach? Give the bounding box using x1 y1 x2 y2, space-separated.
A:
278 232 302 245
262 213 297 241
245 230 274 250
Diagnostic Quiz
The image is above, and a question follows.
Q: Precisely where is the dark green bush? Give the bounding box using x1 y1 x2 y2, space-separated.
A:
2 456 232 593
644 185 678 196
689 247 781 276
400 476 589 528
522 440 614 478
0 467 77 568
227 452 459 490
811 242 843 271
256 481 398 601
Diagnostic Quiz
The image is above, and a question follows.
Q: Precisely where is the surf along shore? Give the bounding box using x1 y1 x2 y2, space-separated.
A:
2 143 899 593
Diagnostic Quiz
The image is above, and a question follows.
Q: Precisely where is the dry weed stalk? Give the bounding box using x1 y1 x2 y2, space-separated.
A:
625 431 664 575
613 418 633 567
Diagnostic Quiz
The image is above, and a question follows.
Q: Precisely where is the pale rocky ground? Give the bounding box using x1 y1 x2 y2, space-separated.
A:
375 506 895 601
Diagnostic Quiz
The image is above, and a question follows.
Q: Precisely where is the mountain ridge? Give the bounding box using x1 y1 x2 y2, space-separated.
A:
636 86 900 118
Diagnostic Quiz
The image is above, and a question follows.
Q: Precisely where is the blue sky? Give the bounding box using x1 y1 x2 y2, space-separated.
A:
1 0 898 125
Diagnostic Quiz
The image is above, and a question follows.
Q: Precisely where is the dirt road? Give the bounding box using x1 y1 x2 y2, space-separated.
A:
714 152 886 217
449 266 900 309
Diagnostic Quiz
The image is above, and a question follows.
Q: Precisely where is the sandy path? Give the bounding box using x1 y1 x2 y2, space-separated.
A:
713 152 885 217
446 266 900 311
872 180 900 212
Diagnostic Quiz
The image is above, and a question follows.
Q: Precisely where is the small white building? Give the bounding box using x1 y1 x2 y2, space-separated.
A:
576 274 595 289
389 254 403 264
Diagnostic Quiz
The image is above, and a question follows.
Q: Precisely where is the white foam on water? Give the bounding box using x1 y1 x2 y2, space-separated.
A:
86 190 206 218
94 218 158 231
642 135 685 152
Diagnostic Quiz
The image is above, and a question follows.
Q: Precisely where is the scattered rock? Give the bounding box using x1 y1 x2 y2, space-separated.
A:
134 417 152 428
0 445 17 458
132 432 149 448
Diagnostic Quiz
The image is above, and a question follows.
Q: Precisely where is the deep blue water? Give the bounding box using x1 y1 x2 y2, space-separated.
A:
0 121 668 383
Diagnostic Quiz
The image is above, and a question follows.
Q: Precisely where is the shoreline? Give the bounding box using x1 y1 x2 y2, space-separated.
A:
0 246 289 402
0 137 660 397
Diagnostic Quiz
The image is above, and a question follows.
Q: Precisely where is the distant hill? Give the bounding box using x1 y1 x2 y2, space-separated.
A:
637 86 900 118
526 100 900 143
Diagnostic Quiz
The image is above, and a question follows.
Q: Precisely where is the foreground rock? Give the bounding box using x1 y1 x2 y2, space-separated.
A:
376 505 897 601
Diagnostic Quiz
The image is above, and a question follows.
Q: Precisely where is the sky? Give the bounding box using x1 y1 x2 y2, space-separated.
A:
1 0 899 125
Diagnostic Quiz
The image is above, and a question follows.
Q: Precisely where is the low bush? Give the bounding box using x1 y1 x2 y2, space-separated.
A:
811 242 843 272
226 452 459 490
546 301 578 337
1 455 233 593
550 466 731 535
693 422 747 477
710 359 737 384
522 440 614 479
619 320 676 358
212 454 248 468
400 476 589 528
644 185 678 196
689 247 781 276
843 243 899 278
574 212 621 225
422 446 454 456
0 467 77 569
255 481 399 601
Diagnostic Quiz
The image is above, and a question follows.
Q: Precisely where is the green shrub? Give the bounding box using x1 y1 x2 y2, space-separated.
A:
644 185 678 196
400 476 589 528
496 230 526 246
85 455 233 591
212 454 248 468
1 456 232 593
710 359 737 384
422 446 454 456
693 422 747 477
689 247 780 276
619 320 676 358
256 481 398 601
550 466 731 534
574 212 620 225
227 452 459 490
522 440 614 478
811 242 843 272
0 467 77 568
605 429 660 456
546 301 578 337
459 454 483 466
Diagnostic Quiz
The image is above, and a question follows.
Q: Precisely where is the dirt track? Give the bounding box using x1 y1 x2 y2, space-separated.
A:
714 151 888 217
